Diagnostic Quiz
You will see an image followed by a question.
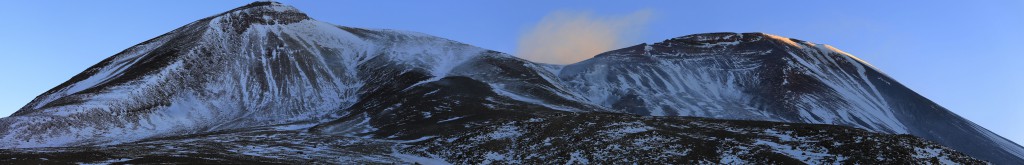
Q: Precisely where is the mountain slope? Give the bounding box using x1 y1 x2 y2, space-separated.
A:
2 113 985 164
1 77 986 164
0 2 598 149
558 32 1024 164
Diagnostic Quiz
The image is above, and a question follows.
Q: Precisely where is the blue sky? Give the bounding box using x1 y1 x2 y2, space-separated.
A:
0 1 1021 145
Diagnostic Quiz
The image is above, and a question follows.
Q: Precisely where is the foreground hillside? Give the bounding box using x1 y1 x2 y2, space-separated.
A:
0 113 984 164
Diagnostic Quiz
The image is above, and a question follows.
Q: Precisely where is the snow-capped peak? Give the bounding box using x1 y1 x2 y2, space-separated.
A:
231 1 302 13
559 31 1024 164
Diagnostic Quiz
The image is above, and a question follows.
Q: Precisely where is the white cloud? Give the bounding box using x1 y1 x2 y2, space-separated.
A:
516 10 652 64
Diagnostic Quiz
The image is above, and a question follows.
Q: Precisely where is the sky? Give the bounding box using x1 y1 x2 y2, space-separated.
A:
0 1 1021 145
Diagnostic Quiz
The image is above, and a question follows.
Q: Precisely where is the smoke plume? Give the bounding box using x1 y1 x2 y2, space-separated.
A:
516 10 652 64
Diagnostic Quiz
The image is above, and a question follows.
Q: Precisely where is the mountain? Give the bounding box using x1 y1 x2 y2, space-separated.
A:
1 1 599 149
0 1 1010 164
557 32 1024 164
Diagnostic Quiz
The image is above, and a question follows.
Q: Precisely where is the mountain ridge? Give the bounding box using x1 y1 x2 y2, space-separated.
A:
0 1 1017 164
558 31 1024 163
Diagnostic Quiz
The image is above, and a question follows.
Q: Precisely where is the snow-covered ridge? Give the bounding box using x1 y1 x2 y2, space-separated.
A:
0 1 591 149
0 6 378 148
559 32 1024 164
223 1 303 15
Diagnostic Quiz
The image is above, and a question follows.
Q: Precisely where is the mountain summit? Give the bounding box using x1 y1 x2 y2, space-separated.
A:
559 32 1024 163
0 2 1017 164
